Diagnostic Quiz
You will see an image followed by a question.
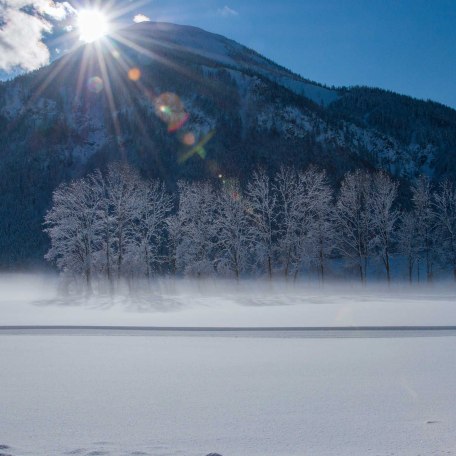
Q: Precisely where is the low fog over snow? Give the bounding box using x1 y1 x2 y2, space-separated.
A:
1 274 456 327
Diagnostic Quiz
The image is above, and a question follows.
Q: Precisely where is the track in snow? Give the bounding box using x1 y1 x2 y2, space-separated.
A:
1 325 456 338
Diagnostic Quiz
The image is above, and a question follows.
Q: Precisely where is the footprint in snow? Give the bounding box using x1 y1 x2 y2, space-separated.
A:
0 444 12 456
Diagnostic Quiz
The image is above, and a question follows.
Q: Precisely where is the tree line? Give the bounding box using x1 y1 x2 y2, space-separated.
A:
44 163 456 293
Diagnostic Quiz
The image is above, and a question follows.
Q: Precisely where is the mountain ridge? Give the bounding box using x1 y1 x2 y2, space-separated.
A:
0 21 455 267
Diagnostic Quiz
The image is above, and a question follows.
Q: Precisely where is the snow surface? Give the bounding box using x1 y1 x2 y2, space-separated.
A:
1 274 456 328
129 22 340 106
1 334 456 455
2 275 456 454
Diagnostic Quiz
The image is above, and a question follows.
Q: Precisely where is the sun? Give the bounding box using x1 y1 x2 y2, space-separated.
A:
77 9 109 43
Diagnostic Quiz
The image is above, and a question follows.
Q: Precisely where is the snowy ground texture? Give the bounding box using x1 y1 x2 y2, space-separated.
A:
1 334 456 456
1 275 456 455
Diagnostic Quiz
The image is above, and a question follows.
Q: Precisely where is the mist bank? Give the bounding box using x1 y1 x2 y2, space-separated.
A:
1 274 455 328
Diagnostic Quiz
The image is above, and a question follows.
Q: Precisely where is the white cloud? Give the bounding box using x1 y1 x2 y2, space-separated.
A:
217 5 239 17
0 0 74 72
133 13 150 23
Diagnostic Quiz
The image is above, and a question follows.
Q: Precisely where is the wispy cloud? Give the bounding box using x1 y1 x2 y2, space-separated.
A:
0 0 74 72
217 5 239 17
133 13 151 23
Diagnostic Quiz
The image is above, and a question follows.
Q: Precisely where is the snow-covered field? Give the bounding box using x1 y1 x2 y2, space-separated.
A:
2 275 456 455
1 334 456 456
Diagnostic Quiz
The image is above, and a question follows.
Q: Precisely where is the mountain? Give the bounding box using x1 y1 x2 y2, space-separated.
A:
0 22 456 267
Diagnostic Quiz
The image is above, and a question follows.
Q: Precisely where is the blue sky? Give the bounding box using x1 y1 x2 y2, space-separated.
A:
1 0 455 109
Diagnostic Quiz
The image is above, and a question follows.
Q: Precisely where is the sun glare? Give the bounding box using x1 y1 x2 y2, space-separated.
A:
77 9 109 43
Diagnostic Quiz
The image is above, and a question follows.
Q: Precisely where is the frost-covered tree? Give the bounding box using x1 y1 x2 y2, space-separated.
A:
397 212 420 283
335 170 372 283
245 170 278 279
44 161 456 285
45 163 173 290
165 214 183 276
433 180 456 280
214 179 253 279
272 167 335 280
299 168 335 281
175 181 218 276
412 175 436 282
129 179 173 279
274 167 302 278
104 163 143 279
44 175 104 294
86 170 115 288
368 172 399 283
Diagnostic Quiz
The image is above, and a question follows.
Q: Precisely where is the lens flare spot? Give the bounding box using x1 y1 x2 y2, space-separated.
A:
168 113 189 133
111 49 120 59
178 130 216 164
154 92 189 132
87 76 103 93
196 147 207 159
182 132 196 146
128 67 141 81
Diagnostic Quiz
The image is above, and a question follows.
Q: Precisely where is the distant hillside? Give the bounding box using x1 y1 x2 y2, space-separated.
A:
0 22 455 267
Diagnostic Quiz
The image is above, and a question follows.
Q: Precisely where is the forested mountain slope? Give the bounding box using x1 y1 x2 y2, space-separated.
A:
0 22 455 267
